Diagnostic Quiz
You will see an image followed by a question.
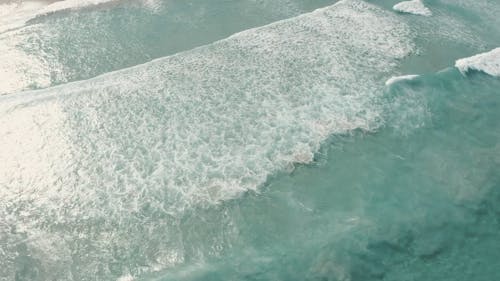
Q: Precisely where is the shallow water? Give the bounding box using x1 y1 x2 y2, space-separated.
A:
0 0 499 280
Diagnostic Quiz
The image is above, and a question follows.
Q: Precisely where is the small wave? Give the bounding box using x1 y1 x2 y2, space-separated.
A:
385 74 419 86
393 0 432 16
455 48 500 77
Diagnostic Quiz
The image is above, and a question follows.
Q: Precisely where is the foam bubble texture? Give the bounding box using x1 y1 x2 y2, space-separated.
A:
0 0 413 279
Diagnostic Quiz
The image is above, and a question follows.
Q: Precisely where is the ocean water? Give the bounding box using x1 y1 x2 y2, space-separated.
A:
0 0 499 281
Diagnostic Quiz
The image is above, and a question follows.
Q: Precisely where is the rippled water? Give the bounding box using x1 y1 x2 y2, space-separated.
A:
0 0 499 280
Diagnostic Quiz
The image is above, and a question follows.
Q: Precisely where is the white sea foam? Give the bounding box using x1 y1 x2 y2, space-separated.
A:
0 30 57 95
0 0 119 34
0 0 413 228
1 0 413 212
385 75 419 86
0 1 46 33
0 0 148 95
38 0 119 15
0 0 162 35
0 0 413 278
455 48 500 77
393 0 432 16
0 0 118 94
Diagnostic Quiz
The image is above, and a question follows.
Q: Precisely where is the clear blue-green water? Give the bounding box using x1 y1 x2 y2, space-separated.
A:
0 0 499 281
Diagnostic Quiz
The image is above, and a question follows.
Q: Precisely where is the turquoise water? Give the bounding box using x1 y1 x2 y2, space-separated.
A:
150 69 500 281
0 1 499 281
